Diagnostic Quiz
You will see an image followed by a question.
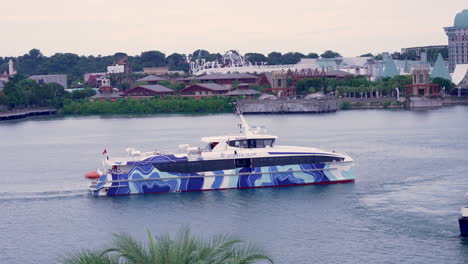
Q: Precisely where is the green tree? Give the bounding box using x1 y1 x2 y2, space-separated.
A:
0 91 8 106
138 51 167 68
71 88 96 100
3 76 38 108
306 52 319 58
320 50 341 58
281 52 306 64
61 228 272 264
167 53 188 71
431 77 455 92
31 82 67 107
267 52 283 65
245 53 268 64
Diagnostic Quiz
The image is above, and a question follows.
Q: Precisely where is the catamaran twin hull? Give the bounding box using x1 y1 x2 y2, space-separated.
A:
90 154 355 196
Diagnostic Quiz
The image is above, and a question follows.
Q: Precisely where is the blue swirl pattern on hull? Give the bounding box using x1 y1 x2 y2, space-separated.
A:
93 155 354 196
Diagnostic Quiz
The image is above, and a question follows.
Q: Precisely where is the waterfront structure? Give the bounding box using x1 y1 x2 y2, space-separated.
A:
444 9 468 72
226 83 260 98
452 64 468 89
181 73 258 86
29 74 67 89
89 78 122 102
123 85 174 98
179 83 230 97
85 114 354 196
136 75 166 84
430 53 452 80
382 53 400 78
257 72 272 86
264 71 295 97
404 65 439 96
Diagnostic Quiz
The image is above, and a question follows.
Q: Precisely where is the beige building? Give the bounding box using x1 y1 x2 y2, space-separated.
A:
143 67 170 75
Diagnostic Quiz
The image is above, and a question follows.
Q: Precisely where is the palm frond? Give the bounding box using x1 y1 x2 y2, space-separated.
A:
59 249 116 264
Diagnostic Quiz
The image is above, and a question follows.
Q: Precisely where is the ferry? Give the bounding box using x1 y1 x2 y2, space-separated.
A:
85 114 355 196
460 193 468 237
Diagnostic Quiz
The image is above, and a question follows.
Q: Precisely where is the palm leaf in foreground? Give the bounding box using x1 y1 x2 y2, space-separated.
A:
61 227 273 264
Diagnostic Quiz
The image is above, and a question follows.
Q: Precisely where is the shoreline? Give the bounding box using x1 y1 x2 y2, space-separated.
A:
2 97 468 121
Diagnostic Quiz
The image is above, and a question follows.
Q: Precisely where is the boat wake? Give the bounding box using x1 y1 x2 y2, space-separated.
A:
0 189 89 202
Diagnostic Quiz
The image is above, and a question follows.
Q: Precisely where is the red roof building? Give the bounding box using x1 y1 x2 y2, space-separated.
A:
404 65 440 96
179 83 230 98
123 85 174 99
136 75 167 84
181 73 258 85
90 78 122 102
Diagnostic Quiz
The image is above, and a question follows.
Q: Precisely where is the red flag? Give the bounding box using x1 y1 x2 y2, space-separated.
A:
102 149 107 155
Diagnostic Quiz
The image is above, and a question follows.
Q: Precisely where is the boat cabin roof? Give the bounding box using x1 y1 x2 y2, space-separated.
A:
201 134 278 143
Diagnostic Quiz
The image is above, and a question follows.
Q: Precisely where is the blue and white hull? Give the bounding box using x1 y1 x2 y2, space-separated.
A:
87 114 355 197
90 155 354 196
460 207 468 237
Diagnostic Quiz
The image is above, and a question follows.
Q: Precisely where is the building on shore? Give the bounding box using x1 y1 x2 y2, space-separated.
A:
123 85 174 99
444 9 468 72
143 67 170 76
107 56 132 74
136 75 167 84
430 53 452 81
404 65 439 96
89 78 122 102
180 73 258 86
226 83 261 98
264 71 295 97
452 64 468 89
401 45 448 64
0 59 17 83
179 83 230 98
29 74 67 89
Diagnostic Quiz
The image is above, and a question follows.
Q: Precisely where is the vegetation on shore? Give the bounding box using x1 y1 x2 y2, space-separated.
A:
62 96 235 115
60 228 273 264
296 75 456 97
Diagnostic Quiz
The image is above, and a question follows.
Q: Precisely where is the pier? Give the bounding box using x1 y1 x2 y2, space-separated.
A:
236 97 338 114
0 108 58 121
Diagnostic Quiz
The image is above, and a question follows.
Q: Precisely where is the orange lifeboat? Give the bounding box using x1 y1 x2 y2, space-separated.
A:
85 171 100 179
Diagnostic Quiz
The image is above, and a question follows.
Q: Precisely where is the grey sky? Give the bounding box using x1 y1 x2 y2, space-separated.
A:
1 0 466 57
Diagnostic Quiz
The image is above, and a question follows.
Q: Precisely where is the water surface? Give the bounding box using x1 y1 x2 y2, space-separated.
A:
1 107 468 263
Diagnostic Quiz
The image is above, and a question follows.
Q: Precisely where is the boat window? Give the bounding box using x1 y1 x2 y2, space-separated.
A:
227 139 275 148
209 142 219 150
154 159 236 173
235 158 251 168
154 155 344 173
251 155 343 167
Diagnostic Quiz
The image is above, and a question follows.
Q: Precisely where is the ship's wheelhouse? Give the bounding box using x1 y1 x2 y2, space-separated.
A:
227 138 275 148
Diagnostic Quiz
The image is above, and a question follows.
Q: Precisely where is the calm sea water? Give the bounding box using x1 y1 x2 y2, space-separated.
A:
1 106 468 263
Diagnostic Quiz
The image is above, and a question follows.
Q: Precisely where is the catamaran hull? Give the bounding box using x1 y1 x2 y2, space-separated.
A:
91 162 355 197
460 217 468 237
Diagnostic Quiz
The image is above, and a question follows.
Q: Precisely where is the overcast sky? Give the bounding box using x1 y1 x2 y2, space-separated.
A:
1 0 466 57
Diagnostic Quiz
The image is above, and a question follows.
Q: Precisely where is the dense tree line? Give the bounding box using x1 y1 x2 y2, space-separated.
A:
2 74 67 109
0 49 343 86
62 96 235 115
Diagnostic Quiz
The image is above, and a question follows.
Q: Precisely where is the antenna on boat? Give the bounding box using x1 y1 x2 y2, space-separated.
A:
236 106 252 136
